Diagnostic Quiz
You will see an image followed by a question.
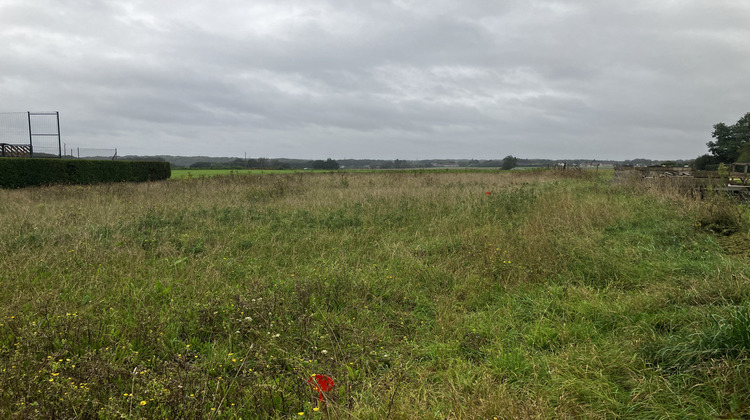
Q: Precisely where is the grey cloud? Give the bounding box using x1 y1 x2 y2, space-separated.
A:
1 0 748 159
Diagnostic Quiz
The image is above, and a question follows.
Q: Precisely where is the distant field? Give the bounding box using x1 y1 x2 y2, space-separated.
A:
1 170 748 418
170 167 541 179
170 168 310 178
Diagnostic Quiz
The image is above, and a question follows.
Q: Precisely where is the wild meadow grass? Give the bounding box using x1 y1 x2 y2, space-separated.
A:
0 169 749 418
170 169 311 179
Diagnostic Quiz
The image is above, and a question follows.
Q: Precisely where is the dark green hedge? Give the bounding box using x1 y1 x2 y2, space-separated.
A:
0 159 171 188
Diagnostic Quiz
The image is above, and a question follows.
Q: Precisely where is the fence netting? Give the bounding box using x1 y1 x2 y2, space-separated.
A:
64 148 118 160
0 111 62 157
0 112 30 144
29 112 61 157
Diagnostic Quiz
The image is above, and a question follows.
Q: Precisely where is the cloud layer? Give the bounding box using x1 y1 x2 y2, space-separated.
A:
2 0 749 159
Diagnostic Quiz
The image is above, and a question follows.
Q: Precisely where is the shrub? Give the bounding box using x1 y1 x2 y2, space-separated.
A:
696 189 744 235
0 158 171 188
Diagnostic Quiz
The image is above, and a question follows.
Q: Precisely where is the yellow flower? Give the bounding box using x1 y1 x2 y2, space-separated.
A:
298 413 305 416
140 401 147 406
313 407 320 412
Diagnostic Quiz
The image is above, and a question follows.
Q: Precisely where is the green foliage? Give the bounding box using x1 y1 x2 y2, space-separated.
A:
718 162 729 180
707 112 750 163
189 161 213 169
502 155 518 170
310 158 340 170
693 153 719 170
696 188 744 235
0 158 170 188
737 142 750 163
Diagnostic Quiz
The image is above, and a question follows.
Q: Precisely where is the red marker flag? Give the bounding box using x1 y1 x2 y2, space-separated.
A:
307 374 334 405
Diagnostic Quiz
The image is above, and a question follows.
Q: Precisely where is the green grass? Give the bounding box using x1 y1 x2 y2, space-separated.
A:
170 169 313 178
170 167 526 179
1 170 748 418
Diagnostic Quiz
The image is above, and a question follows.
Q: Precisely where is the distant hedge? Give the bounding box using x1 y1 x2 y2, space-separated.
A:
0 159 171 188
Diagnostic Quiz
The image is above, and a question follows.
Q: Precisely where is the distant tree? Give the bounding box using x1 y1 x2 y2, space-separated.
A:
693 154 718 170
311 158 340 170
501 155 518 170
326 158 340 170
707 112 750 163
190 161 213 169
660 161 677 167
124 156 166 162
271 160 292 170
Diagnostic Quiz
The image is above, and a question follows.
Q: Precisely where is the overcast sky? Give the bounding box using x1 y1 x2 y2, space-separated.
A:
2 0 749 160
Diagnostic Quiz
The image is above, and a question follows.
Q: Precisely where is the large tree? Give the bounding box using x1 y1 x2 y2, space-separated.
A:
706 112 750 163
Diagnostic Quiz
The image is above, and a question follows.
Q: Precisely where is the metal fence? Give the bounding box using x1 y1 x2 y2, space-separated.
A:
0 111 61 157
62 147 118 160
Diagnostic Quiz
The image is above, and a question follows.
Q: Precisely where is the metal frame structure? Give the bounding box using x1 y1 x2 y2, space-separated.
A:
28 111 62 158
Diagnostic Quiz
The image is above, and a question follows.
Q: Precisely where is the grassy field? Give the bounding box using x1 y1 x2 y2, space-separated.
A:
170 169 307 179
1 170 749 418
169 168 509 179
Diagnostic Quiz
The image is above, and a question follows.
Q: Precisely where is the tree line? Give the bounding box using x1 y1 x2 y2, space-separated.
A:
189 158 339 170
695 112 750 169
183 156 521 170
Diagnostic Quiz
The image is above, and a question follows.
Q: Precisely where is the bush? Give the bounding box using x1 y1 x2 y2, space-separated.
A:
696 189 744 235
0 158 171 188
693 154 719 170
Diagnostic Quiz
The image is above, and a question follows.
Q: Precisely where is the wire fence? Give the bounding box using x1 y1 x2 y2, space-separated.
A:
62 147 118 160
30 112 61 157
0 111 61 157
0 112 29 144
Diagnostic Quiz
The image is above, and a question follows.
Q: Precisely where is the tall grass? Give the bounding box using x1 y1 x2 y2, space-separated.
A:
0 169 748 418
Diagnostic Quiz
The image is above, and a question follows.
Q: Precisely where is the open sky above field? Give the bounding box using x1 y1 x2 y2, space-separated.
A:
2 1 749 160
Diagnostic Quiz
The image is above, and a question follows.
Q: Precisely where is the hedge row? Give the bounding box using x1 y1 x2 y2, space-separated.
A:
0 158 171 188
